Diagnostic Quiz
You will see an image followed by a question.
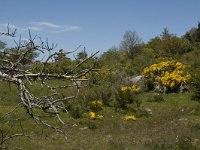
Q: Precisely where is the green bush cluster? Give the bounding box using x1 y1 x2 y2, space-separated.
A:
114 86 140 110
191 73 200 102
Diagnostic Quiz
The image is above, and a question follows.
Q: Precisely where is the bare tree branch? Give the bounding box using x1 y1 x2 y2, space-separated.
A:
0 27 99 137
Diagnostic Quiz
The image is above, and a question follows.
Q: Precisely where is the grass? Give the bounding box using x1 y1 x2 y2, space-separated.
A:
0 81 200 149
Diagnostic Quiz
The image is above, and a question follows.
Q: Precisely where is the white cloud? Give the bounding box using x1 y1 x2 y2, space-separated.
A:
52 25 81 33
31 21 61 28
30 21 81 33
0 21 81 33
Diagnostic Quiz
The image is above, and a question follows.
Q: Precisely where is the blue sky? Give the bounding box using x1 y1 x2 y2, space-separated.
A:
0 0 200 57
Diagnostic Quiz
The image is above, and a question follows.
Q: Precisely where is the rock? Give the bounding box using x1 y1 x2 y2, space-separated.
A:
155 84 168 93
129 75 145 89
79 127 88 130
178 82 188 93
130 75 143 84
143 108 153 115
139 107 153 115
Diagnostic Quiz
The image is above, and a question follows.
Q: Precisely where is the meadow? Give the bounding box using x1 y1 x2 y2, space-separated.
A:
1 22 200 150
1 80 200 149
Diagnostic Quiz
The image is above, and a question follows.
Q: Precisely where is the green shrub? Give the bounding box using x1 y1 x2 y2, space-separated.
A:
95 85 113 107
100 91 112 107
69 105 83 119
191 73 200 102
89 100 103 112
114 86 140 110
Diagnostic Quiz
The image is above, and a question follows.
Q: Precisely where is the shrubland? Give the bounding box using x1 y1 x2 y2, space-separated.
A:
0 23 200 149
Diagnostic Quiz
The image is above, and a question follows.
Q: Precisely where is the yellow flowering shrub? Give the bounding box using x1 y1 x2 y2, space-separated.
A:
90 100 103 107
89 112 96 119
90 100 103 111
143 60 191 90
121 84 141 93
96 114 104 120
115 84 141 110
88 111 104 120
124 115 136 121
131 85 141 93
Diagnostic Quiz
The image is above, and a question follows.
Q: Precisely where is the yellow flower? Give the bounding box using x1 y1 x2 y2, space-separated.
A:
124 115 136 121
131 85 137 89
89 112 96 119
121 85 141 93
96 115 104 120
143 60 191 90
121 86 129 92
131 84 140 93
90 100 103 107
88 112 104 120
186 74 191 80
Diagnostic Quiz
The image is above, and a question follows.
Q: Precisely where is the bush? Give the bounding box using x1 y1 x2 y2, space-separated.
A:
100 91 112 107
92 85 113 107
191 73 200 102
69 105 83 119
89 100 103 111
143 60 191 92
86 70 112 86
114 85 140 110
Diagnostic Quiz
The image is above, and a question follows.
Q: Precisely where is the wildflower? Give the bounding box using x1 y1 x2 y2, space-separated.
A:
88 112 104 120
96 115 104 120
89 112 96 119
124 115 136 121
131 85 140 93
90 100 103 108
121 85 140 93
121 86 129 92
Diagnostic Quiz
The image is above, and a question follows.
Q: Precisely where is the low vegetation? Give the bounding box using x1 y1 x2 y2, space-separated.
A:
0 22 200 149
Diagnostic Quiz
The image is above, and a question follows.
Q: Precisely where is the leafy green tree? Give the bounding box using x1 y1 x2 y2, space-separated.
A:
54 49 69 61
160 28 172 39
76 49 88 61
147 29 193 58
125 48 156 75
3 46 39 65
191 72 200 102
184 28 196 43
195 22 200 42
99 47 126 71
31 57 75 74
184 22 200 49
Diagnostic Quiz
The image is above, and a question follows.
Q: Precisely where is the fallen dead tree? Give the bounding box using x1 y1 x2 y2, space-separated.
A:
0 25 98 144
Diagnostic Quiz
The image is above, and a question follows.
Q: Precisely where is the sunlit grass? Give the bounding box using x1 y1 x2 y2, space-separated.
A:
0 80 200 149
